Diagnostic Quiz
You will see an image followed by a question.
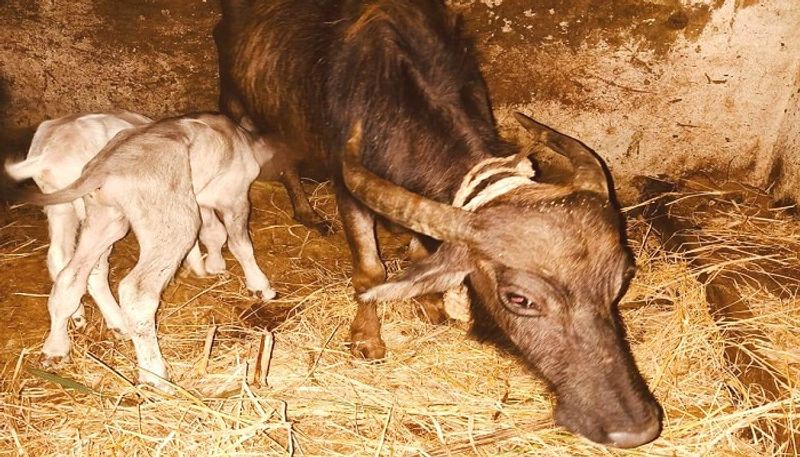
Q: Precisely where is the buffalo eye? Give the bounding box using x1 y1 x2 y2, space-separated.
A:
502 291 543 316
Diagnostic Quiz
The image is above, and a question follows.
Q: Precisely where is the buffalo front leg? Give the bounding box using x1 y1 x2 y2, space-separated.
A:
337 189 387 359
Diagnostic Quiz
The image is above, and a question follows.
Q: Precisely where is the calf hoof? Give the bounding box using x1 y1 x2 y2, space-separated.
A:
40 353 69 369
207 267 229 277
251 287 278 301
141 376 175 394
71 304 87 330
405 237 431 262
442 286 471 322
139 367 175 394
349 335 387 360
71 315 87 330
352 268 387 295
189 263 208 278
41 335 71 366
205 256 227 276
179 264 207 279
109 327 132 341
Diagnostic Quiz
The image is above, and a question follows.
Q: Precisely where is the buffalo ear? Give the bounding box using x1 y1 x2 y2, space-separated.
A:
359 243 473 303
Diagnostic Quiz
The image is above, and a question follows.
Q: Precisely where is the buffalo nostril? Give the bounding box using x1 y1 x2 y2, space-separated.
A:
606 418 661 448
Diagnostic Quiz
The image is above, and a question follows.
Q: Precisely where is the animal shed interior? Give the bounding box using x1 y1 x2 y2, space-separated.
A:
0 0 798 456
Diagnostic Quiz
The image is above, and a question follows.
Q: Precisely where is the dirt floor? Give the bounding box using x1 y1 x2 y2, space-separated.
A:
0 180 355 366
0 174 798 456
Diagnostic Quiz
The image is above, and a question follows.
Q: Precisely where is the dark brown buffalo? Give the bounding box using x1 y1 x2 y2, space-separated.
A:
214 0 333 234
216 0 661 447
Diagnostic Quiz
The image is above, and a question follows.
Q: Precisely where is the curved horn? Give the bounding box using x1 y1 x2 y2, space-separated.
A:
513 111 609 198
341 122 476 242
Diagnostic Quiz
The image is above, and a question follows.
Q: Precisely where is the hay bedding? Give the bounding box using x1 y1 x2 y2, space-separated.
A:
0 178 797 456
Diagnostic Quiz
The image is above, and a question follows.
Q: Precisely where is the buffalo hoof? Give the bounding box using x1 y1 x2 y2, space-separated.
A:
295 213 335 236
349 335 386 360
314 220 335 236
414 294 449 325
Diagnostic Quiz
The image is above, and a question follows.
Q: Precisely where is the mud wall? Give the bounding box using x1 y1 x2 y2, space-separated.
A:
455 0 800 202
0 0 219 144
1 0 798 204
769 67 800 203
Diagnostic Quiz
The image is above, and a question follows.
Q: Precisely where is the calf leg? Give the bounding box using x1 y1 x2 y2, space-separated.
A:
119 272 173 392
217 198 276 300
44 203 87 329
182 241 207 277
336 188 387 359
87 246 129 337
41 205 127 365
120 213 198 392
44 203 79 281
199 207 227 275
281 168 333 235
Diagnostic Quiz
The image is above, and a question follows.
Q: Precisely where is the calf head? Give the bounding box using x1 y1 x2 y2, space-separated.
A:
342 113 662 448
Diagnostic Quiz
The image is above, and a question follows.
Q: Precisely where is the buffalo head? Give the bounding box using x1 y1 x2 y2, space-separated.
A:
341 112 662 448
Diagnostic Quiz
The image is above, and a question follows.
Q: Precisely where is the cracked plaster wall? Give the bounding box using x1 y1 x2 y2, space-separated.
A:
0 0 798 203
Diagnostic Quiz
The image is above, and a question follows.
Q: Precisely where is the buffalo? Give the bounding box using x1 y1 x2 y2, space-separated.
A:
215 0 661 447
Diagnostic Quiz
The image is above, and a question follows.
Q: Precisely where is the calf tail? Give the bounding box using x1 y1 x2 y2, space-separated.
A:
4 155 43 182
19 171 105 207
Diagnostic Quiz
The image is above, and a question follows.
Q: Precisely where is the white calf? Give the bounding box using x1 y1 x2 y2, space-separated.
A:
5 110 152 332
21 113 276 391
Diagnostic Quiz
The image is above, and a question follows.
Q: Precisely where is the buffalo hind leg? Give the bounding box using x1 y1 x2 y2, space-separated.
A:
281 168 334 235
337 189 387 359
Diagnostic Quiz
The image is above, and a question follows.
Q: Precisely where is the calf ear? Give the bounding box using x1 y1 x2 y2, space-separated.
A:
359 243 473 302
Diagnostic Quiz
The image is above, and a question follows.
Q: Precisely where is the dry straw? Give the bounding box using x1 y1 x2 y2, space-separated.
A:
0 179 797 456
